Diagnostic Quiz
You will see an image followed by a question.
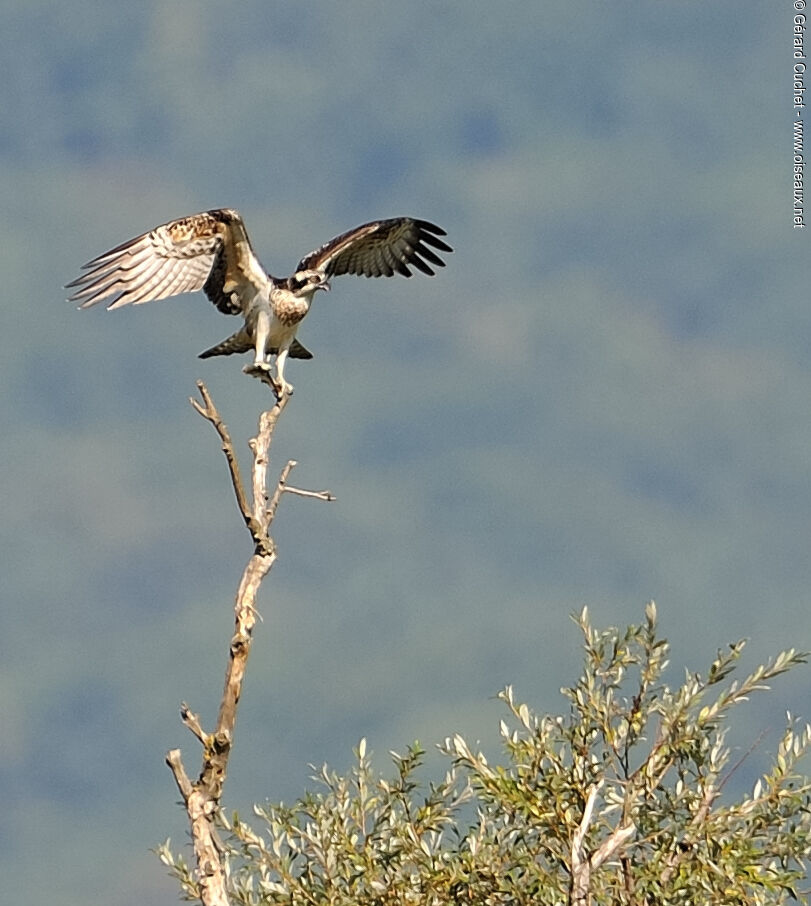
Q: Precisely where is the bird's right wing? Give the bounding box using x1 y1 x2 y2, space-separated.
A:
66 208 269 315
296 218 452 279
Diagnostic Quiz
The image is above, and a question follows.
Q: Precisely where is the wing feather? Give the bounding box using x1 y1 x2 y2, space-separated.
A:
67 208 268 315
296 218 452 280
80 256 166 308
106 259 167 308
134 263 187 306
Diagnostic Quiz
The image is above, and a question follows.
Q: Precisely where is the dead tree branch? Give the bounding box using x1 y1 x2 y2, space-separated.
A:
166 380 333 906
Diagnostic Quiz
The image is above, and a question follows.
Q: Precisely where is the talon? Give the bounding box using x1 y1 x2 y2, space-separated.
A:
243 362 271 376
242 362 294 397
250 361 272 372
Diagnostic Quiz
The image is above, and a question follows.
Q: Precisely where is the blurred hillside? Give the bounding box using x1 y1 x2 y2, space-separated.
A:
1 2 808 904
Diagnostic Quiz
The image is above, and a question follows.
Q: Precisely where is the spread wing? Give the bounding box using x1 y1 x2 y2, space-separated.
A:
66 208 269 315
296 218 452 279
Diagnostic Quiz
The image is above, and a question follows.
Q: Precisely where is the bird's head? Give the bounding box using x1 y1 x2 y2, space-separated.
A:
289 269 330 297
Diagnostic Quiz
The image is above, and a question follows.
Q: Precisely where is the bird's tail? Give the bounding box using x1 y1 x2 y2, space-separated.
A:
199 331 252 359
199 334 314 360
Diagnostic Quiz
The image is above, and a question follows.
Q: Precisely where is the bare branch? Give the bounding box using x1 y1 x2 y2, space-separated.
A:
166 749 230 906
167 379 323 906
284 486 336 502
266 459 297 524
212 549 275 749
266 460 335 524
180 702 208 745
190 382 253 531
166 748 193 800
249 395 291 533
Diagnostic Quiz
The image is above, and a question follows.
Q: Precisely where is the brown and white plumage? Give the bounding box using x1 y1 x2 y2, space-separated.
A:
296 217 450 278
67 208 452 393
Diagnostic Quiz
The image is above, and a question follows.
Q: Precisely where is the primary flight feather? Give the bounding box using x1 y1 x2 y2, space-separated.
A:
67 208 452 393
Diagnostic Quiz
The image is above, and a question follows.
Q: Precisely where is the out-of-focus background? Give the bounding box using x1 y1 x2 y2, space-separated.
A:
2 2 808 903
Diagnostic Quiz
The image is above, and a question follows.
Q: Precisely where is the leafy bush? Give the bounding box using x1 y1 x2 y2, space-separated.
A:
160 604 811 904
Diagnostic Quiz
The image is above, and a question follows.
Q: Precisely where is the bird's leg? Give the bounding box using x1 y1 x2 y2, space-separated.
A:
243 310 283 392
252 310 271 370
242 310 292 397
274 345 293 396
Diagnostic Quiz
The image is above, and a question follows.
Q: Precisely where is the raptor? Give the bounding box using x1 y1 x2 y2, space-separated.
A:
67 208 452 394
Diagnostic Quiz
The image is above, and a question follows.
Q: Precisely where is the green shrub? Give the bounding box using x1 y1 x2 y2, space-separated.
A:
160 604 811 905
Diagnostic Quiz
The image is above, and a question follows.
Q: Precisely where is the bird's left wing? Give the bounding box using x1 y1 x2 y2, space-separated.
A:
296 217 452 279
67 208 267 314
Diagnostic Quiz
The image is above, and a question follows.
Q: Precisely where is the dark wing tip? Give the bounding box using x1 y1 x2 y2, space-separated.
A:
415 220 453 254
415 219 448 237
295 216 452 280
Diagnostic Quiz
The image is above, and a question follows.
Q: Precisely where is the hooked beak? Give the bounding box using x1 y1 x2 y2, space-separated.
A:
318 280 331 293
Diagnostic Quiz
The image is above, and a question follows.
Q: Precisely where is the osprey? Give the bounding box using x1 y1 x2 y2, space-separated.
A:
67 208 452 394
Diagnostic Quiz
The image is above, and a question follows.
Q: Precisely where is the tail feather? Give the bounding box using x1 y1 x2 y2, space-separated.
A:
288 339 313 359
199 332 252 359
199 334 313 360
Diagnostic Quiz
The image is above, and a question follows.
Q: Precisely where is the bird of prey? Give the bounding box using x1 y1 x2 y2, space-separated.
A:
67 208 452 394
